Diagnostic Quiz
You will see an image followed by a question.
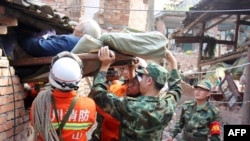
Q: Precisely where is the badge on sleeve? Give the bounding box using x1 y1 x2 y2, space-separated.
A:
210 121 220 135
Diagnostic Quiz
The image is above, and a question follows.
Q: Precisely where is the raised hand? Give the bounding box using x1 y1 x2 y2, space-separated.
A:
98 46 115 72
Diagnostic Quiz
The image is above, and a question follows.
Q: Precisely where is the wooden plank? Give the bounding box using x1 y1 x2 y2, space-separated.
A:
217 40 234 45
200 15 232 34
9 52 134 67
241 15 250 21
0 6 5 14
199 50 247 67
4 6 72 34
242 45 250 124
239 20 250 26
179 11 209 35
11 52 134 82
198 22 205 80
174 36 201 43
234 15 240 51
0 26 7 34
174 36 235 45
172 13 207 38
0 17 18 26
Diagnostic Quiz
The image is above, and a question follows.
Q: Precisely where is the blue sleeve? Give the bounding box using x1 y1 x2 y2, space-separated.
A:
38 35 80 56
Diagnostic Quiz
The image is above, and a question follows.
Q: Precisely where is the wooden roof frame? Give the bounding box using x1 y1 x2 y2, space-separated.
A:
0 0 73 34
170 0 250 79
0 0 135 82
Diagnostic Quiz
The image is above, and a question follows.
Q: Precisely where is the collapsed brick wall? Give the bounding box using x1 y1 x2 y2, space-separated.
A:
0 49 32 141
174 52 198 71
98 0 130 29
41 0 82 22
100 0 148 31
41 0 148 31
128 0 148 31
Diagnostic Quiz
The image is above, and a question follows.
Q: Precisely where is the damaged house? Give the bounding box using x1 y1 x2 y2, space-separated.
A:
155 0 250 124
0 0 133 140
0 0 160 140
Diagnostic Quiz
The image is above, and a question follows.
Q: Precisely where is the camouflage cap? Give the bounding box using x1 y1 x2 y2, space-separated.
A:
136 62 169 85
194 80 213 91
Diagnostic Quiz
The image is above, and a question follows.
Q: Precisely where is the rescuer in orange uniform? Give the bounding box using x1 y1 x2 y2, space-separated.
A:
30 51 96 141
90 57 148 141
108 57 148 97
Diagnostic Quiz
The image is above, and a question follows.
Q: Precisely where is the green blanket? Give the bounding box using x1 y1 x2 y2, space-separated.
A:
72 29 168 75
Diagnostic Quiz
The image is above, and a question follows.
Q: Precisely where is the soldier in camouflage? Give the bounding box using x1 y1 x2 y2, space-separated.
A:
89 46 182 141
167 80 221 141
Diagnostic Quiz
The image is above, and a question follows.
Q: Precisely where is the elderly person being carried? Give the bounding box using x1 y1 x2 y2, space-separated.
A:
18 19 101 57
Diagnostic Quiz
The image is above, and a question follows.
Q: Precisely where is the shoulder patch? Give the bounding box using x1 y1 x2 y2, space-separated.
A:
210 104 220 115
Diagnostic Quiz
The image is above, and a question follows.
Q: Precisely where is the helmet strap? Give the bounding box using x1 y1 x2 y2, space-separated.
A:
54 79 79 90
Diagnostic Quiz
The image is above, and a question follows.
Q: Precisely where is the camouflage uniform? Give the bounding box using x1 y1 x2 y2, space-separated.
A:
89 68 182 141
169 100 221 141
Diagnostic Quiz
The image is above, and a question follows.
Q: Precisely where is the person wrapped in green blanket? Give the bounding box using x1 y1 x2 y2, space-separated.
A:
71 27 168 75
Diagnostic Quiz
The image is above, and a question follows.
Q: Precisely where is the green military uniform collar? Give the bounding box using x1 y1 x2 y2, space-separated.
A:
196 101 209 111
184 100 210 111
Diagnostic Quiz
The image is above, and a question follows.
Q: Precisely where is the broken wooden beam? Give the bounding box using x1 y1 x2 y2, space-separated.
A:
0 17 18 26
174 36 234 45
239 20 250 26
199 50 247 67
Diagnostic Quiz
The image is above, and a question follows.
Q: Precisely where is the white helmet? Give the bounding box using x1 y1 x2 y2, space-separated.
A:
49 51 83 91
137 57 147 68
